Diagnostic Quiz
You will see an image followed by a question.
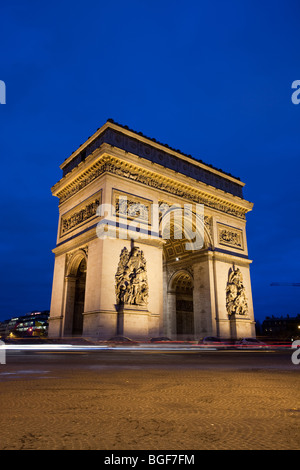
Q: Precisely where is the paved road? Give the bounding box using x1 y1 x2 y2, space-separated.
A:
1 345 299 377
0 347 299 450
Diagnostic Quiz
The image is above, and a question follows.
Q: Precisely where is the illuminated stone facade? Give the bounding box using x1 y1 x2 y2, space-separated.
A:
49 120 256 340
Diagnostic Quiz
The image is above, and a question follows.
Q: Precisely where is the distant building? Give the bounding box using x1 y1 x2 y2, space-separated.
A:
262 315 300 339
0 320 9 338
0 311 49 338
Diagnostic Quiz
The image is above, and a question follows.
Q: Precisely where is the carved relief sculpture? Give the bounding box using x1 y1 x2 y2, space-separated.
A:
114 191 151 224
61 198 101 235
115 247 149 306
219 228 243 249
116 198 148 222
226 266 248 316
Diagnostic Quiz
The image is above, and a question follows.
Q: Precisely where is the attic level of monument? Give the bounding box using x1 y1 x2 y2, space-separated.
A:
52 121 253 222
56 119 245 198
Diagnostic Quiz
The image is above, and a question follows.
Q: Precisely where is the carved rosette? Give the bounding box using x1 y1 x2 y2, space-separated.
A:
226 266 248 317
115 247 149 306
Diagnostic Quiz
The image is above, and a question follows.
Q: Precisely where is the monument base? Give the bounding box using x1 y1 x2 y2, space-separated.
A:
230 314 256 340
116 304 150 339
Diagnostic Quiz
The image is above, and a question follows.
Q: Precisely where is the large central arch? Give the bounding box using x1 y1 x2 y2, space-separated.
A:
161 205 211 340
169 270 194 339
72 258 86 335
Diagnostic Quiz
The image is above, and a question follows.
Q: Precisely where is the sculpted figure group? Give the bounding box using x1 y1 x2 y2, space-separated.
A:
226 266 248 316
115 246 149 306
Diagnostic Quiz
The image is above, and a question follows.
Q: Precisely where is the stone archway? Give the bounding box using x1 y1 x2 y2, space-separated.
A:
174 272 194 338
161 206 208 340
166 270 194 340
49 121 255 341
72 258 87 335
63 249 88 336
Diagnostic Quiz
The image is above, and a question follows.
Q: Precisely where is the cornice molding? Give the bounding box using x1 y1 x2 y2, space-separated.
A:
52 153 252 220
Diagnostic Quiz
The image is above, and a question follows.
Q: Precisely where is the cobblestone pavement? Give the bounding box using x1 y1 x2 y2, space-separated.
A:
0 349 299 450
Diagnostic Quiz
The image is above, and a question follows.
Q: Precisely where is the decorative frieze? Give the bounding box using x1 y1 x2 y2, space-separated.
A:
60 192 101 236
112 190 152 225
56 156 248 219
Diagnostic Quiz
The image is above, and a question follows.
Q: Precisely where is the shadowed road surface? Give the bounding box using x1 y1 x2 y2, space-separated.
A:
0 347 299 450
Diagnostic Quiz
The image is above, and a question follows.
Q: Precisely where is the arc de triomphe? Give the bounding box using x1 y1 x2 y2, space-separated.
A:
48 119 255 340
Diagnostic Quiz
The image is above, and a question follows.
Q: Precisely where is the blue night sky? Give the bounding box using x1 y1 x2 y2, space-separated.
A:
0 0 299 323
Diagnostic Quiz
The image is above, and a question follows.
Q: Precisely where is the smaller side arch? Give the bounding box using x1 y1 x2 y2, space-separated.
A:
168 269 194 293
66 248 88 277
166 269 194 340
63 248 88 336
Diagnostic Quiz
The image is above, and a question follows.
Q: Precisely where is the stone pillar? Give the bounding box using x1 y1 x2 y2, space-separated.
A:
85 236 163 340
162 265 168 336
213 255 256 339
48 254 66 338
166 290 177 338
193 256 216 339
62 275 76 336
230 314 256 339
